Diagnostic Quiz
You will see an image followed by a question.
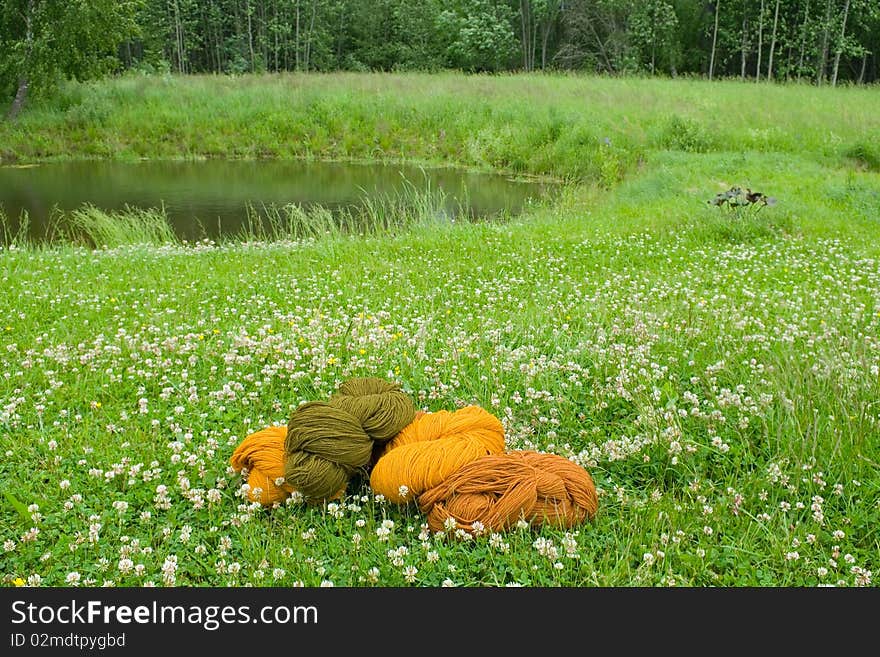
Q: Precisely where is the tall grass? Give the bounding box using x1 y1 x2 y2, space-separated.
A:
0 207 31 248
237 175 461 242
2 72 877 181
58 205 179 248
1 182 467 247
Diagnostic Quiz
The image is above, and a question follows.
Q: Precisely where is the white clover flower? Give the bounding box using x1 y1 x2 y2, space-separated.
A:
161 555 178 585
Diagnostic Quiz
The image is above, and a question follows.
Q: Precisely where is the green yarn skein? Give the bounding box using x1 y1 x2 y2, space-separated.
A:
283 377 417 502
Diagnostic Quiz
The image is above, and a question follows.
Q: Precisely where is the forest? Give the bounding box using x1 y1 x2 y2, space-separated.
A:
3 0 879 119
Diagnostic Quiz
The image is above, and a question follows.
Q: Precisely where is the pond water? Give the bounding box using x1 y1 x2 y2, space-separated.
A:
0 160 554 242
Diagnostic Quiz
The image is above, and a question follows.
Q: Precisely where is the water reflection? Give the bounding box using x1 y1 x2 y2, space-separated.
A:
0 160 553 242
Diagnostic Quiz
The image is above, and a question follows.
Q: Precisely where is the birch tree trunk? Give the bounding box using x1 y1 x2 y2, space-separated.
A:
755 0 765 81
8 0 37 121
304 0 317 72
709 0 721 80
818 0 833 84
797 0 811 81
767 0 780 81
295 0 300 71
520 0 533 71
246 0 256 71
831 0 851 86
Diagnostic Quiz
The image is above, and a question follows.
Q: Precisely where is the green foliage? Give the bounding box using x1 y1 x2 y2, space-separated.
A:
438 0 518 71
657 113 711 153
4 0 878 93
0 0 139 108
628 0 679 74
843 142 880 172
597 137 623 188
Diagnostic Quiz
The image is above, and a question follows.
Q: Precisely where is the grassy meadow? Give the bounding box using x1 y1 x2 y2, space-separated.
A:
0 72 878 587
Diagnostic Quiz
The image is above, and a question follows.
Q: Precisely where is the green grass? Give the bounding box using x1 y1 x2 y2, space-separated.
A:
2 71 879 182
0 73 878 587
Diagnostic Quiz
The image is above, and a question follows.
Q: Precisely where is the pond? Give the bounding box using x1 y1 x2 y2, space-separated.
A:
0 160 555 242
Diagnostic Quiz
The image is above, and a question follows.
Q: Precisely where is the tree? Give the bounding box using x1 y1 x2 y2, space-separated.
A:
817 0 833 83
438 0 517 72
629 0 679 75
515 0 560 71
755 0 765 80
830 0 850 85
766 0 780 80
1 0 140 120
796 0 812 80
709 0 721 80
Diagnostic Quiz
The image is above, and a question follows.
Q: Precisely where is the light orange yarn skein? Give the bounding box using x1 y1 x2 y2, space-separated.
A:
418 450 599 534
229 425 294 505
370 406 505 503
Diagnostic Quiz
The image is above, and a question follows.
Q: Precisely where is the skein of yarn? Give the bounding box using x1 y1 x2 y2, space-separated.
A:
418 450 599 535
369 406 506 503
230 378 599 540
229 425 294 505
229 377 417 506
283 377 417 503
329 377 417 442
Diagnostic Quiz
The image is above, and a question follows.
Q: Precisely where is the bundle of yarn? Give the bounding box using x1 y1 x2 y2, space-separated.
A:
231 377 415 504
418 450 599 533
229 376 598 535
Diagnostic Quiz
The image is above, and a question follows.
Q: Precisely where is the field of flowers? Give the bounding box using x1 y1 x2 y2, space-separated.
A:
1 75 878 587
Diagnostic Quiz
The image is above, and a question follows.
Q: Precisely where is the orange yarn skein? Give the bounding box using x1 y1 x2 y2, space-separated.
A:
229 425 349 505
418 450 599 534
370 406 506 503
229 425 295 505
